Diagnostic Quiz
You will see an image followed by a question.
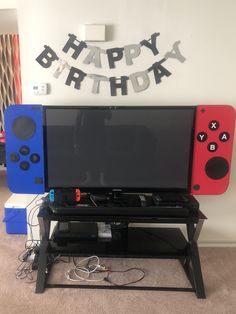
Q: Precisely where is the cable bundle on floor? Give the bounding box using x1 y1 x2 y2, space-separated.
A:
66 255 146 286
15 241 40 283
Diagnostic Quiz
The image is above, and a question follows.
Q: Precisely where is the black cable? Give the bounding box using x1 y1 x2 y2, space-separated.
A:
15 259 37 283
59 256 71 263
72 256 78 266
27 197 45 243
15 197 44 283
69 257 146 286
104 267 146 287
89 194 98 207
27 199 43 227
15 196 71 284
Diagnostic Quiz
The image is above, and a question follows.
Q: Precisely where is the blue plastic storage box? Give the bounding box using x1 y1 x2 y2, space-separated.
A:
4 207 27 234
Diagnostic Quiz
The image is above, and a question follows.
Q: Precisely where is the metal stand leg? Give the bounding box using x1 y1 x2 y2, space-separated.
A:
180 253 195 289
38 215 51 241
35 241 49 293
35 211 52 293
188 240 206 299
184 221 206 299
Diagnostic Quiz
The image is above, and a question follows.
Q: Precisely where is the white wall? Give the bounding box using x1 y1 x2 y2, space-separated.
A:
0 8 18 33
4 0 236 245
0 0 17 9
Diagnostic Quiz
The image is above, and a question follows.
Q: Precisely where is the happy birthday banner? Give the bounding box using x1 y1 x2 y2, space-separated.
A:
36 33 186 96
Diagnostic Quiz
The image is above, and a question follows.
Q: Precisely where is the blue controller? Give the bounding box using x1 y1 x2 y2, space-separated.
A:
4 104 45 194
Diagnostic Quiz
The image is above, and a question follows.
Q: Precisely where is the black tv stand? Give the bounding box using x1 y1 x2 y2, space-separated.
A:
35 195 206 298
48 192 198 217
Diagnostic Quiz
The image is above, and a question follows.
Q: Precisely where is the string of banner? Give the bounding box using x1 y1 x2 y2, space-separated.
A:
36 33 186 96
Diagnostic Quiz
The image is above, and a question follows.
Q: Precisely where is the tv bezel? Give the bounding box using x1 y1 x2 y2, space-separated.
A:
43 105 196 194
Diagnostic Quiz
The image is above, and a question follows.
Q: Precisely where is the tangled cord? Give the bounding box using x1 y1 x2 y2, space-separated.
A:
66 255 146 286
66 256 108 283
15 197 44 283
16 197 145 286
15 196 71 283
15 241 40 283
16 243 70 283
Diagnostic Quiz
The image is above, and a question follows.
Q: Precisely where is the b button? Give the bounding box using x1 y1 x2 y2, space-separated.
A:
197 132 208 142
20 161 30 171
208 142 218 152
209 120 219 131
219 132 230 142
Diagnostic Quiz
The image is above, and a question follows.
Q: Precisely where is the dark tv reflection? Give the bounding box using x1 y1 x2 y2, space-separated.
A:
45 107 194 191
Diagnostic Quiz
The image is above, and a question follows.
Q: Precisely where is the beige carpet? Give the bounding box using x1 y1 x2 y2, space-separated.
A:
1 168 236 314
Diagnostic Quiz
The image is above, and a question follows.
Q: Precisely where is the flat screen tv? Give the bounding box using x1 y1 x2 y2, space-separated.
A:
44 106 195 193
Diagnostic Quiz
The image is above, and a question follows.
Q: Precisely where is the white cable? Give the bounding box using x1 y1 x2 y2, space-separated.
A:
65 255 109 282
66 269 105 283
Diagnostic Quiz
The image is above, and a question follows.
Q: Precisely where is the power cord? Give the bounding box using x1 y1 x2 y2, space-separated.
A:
104 267 146 286
15 241 41 283
89 195 98 207
66 255 146 286
15 196 71 284
16 196 146 286
66 256 108 282
15 196 44 283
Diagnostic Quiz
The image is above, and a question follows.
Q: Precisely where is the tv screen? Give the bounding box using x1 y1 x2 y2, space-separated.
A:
45 106 195 192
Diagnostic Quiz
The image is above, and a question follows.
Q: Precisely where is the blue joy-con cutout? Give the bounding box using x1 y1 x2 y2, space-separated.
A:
4 104 45 194
49 189 55 202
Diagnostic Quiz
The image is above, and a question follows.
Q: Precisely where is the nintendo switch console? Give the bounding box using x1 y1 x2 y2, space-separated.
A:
4 104 235 195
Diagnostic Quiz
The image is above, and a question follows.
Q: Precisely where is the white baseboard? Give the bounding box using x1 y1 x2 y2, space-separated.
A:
199 242 236 247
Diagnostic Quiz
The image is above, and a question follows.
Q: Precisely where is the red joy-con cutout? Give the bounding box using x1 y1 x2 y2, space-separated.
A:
75 188 81 202
191 105 235 195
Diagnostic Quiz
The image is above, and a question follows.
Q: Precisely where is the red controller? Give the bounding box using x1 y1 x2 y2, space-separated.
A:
0 131 5 143
191 105 235 195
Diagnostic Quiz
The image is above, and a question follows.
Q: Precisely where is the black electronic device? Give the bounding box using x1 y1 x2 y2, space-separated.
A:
52 222 98 244
45 106 195 194
152 192 189 206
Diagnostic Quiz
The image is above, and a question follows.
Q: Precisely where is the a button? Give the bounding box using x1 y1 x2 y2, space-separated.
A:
209 120 219 131
219 132 230 142
10 153 20 162
20 161 30 171
207 142 218 152
19 145 30 155
30 153 40 163
197 132 208 142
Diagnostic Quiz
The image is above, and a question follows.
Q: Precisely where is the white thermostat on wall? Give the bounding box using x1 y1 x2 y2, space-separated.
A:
31 83 48 95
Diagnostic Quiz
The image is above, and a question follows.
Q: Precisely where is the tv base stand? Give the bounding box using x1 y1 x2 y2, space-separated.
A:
35 205 206 299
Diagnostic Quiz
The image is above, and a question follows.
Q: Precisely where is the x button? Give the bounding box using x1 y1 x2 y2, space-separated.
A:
209 120 219 131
